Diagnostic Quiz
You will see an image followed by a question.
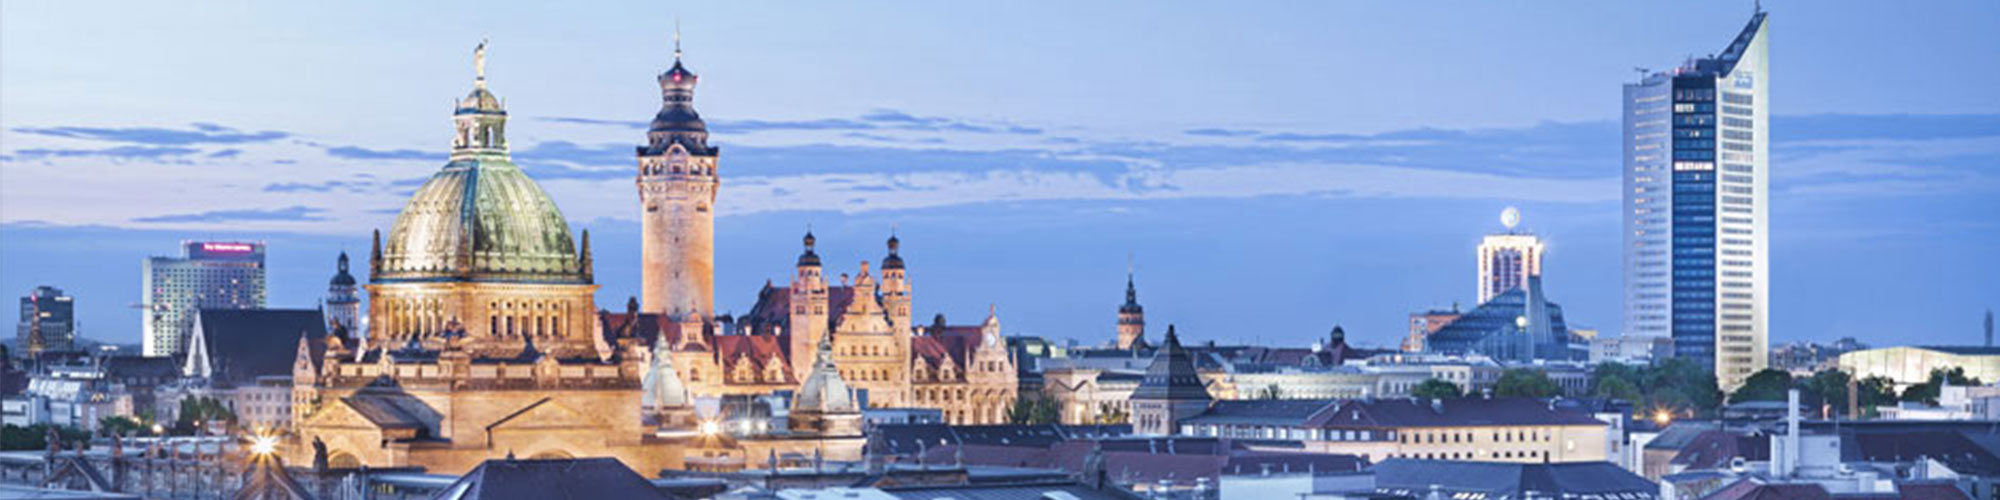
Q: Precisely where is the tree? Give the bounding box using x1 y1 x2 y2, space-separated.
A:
1495 369 1561 398
99 416 146 437
1007 397 1059 425
0 424 89 451
1257 384 1285 400
1901 367 1983 405
1729 369 1794 403
1096 403 1129 425
1591 375 1642 402
1856 376 1898 413
1800 369 1852 417
1411 378 1464 399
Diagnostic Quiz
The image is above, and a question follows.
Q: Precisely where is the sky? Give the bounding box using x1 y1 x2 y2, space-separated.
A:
2 1 1996 350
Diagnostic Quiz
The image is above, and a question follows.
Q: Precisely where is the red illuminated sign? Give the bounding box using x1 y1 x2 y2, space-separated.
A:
200 242 256 253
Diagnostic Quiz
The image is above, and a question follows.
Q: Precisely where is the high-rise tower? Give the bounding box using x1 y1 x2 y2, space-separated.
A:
143 241 266 357
1624 11 1770 390
18 286 75 355
1477 207 1544 305
638 33 719 321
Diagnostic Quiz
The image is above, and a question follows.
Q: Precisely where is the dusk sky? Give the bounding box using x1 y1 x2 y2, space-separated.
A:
2 1 1995 350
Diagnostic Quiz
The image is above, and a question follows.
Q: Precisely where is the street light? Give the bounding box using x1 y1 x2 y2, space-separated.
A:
249 435 278 456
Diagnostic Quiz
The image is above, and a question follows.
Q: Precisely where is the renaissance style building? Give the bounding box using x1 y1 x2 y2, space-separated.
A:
289 44 681 474
608 42 1018 425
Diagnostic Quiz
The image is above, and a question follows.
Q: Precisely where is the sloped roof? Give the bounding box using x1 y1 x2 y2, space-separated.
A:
429 457 669 500
193 308 327 385
1672 431 1771 470
1307 397 1606 428
1183 399 1339 427
1373 459 1656 498
341 391 435 431
1132 328 1210 401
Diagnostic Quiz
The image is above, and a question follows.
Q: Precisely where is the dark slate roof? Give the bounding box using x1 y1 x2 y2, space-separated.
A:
341 390 436 433
99 355 178 381
880 480 1137 500
194 308 327 385
1308 397 1607 429
1373 459 1657 499
1699 478 1970 500
1182 399 1338 427
429 457 669 500
1132 327 1211 401
1670 431 1770 470
1646 422 1723 450
868 424 1136 456
1846 431 2000 477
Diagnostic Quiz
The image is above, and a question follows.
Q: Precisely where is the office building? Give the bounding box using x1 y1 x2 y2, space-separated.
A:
17 286 75 355
142 241 267 357
1623 11 1770 390
1478 207 1544 305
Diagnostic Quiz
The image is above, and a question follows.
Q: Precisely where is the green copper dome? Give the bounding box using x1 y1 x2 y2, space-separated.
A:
376 51 588 285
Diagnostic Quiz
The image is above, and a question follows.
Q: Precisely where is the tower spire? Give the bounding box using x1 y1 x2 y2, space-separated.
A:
673 19 682 61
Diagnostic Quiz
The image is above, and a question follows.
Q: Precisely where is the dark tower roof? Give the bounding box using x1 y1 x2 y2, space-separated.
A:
797 231 821 267
1133 325 1210 401
329 251 356 287
882 234 904 270
1120 273 1143 314
642 36 715 157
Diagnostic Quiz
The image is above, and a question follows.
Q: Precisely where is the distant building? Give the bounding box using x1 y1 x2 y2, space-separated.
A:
1838 346 2000 390
1403 307 1461 353
183 308 329 385
1622 11 1771 391
1423 276 1587 362
1182 397 1610 464
1592 335 1674 365
1769 338 1866 375
1478 207 1544 305
1116 271 1147 350
17 286 76 355
324 251 361 338
1131 326 1213 435
1370 459 1658 500
142 241 267 357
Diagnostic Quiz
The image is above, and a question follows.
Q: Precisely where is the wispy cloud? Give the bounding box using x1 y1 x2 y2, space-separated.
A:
324 145 431 161
131 206 328 223
13 123 288 145
9 145 203 160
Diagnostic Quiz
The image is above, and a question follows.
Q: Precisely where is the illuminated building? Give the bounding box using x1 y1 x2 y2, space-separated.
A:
290 43 675 475
17 286 75 355
1478 207 1544 305
324 252 362 338
142 241 266 357
1624 11 1771 390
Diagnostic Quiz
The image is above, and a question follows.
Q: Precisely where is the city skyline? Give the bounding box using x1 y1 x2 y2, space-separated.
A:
4 1 1997 350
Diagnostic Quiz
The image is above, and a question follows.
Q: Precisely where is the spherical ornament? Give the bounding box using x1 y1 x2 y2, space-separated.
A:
1501 206 1522 230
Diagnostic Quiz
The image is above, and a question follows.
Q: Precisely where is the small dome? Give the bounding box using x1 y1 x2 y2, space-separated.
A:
793 337 856 414
797 231 820 267
882 235 904 270
457 87 503 115
329 252 357 287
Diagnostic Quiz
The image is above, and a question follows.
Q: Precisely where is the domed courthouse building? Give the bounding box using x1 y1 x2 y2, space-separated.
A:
287 42 1016 474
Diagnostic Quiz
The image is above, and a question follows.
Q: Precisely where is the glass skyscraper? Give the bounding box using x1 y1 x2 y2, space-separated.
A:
142 241 267 357
1623 11 1770 390
17 286 75 355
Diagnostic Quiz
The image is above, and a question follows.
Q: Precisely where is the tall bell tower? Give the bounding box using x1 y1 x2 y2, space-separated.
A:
638 32 718 320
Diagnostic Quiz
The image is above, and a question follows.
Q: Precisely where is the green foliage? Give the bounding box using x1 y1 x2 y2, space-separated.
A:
98 416 148 437
1095 403 1129 425
0 424 90 451
1411 378 1464 399
1901 367 1983 405
1588 359 1723 416
1256 384 1285 400
1591 375 1642 402
1495 369 1561 398
1728 369 1794 403
1007 397 1060 425
173 396 237 434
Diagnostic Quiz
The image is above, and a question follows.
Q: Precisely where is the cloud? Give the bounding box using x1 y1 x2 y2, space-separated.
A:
537 116 647 128
1184 128 1261 137
13 123 288 145
207 149 242 159
132 206 328 223
325 145 432 161
541 109 1043 137
9 145 203 160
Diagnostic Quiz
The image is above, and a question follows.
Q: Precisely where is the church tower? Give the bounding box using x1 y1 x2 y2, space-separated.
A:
638 33 718 321
880 234 914 336
1116 271 1146 349
1131 325 1211 435
325 251 361 336
789 231 829 381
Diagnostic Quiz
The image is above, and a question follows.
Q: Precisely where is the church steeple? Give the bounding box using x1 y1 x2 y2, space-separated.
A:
1117 262 1147 350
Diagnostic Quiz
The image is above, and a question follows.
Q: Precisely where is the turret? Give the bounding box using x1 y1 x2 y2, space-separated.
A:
1117 270 1146 349
789 230 829 381
880 233 913 335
